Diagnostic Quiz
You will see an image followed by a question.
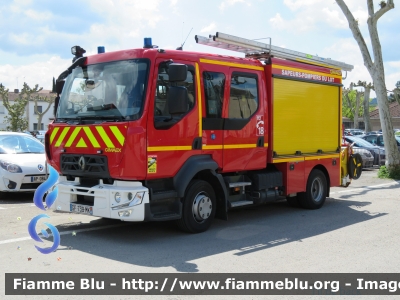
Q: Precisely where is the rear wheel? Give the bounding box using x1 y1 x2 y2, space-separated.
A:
298 169 327 209
176 180 216 233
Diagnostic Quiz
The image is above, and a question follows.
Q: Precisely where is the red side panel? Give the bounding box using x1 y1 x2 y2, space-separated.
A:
274 161 305 195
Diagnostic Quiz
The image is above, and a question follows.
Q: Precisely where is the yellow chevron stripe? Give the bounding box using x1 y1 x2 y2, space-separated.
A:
109 126 125 146
50 127 59 144
83 127 100 148
96 126 114 148
76 138 87 148
54 127 70 147
65 127 81 147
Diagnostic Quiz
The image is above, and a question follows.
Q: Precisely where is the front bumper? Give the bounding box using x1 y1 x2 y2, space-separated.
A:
0 171 46 192
54 176 149 221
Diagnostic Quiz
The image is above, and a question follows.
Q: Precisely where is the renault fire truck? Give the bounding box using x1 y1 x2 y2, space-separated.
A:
47 32 361 233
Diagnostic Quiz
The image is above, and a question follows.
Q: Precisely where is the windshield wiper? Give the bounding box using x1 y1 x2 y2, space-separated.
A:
87 103 118 111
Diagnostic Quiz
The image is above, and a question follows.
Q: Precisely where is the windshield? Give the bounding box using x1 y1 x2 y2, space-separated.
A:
0 135 45 154
56 59 149 122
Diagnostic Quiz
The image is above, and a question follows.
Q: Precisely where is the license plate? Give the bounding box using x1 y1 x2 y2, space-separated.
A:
70 204 93 215
31 176 46 183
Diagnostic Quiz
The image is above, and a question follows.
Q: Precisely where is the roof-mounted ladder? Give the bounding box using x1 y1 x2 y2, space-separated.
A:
195 32 353 72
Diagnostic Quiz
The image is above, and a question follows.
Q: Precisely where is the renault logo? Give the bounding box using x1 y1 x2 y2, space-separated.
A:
78 156 86 171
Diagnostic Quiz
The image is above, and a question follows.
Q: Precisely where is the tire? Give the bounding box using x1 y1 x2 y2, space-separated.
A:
348 153 363 180
298 169 327 209
176 180 216 233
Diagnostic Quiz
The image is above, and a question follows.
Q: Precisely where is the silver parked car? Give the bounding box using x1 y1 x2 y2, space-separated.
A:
343 136 385 166
352 147 374 168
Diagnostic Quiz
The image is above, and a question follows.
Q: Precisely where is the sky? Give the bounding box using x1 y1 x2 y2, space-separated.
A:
0 0 399 96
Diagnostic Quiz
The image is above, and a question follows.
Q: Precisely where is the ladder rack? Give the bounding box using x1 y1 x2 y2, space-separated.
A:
195 32 353 72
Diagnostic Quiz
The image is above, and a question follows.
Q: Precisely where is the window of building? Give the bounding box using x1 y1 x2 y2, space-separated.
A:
228 73 259 119
203 72 225 118
0 105 4 114
33 123 44 130
34 106 43 114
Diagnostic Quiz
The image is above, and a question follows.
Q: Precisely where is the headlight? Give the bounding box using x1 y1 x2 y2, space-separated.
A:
373 149 384 155
0 160 22 173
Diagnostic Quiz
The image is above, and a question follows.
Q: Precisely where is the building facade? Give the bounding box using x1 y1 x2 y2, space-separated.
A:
0 89 54 131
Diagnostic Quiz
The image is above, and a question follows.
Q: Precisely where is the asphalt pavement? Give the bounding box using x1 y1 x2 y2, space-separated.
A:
0 167 399 300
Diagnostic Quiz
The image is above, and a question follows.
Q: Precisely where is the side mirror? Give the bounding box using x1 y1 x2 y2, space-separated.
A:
56 80 65 94
168 63 187 82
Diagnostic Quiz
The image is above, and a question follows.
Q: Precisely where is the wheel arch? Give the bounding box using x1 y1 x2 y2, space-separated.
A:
173 155 228 220
310 164 331 197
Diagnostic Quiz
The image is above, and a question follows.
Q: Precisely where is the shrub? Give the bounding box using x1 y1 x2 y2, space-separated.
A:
378 165 400 180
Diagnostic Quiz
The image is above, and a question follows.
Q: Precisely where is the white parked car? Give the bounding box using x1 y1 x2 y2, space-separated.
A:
0 132 47 198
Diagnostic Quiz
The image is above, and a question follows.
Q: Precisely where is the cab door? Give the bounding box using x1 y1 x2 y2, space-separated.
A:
222 68 267 172
200 63 229 168
146 58 201 179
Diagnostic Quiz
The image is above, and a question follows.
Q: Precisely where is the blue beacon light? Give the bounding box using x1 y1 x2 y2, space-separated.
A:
143 37 153 48
98 46 105 53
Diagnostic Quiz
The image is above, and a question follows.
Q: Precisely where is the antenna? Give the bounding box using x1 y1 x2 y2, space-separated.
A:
177 27 193 50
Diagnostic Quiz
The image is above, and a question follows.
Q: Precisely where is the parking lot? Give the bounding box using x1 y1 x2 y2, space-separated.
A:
0 168 399 299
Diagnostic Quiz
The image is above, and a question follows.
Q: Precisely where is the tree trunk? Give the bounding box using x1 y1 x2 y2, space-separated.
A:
373 74 400 165
335 0 400 170
354 92 361 129
363 86 372 132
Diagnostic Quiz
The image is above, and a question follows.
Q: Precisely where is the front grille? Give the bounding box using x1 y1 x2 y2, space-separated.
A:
61 154 110 178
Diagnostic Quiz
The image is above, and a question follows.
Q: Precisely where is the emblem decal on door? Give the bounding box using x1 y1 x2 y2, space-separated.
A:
147 155 157 173
256 115 264 136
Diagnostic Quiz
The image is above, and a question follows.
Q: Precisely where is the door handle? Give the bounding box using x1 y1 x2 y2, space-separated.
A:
257 136 264 147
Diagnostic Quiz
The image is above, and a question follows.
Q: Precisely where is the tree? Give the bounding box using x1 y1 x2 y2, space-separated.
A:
343 86 364 128
353 80 374 132
0 83 42 132
388 81 400 104
52 77 56 93
335 0 400 172
33 93 55 130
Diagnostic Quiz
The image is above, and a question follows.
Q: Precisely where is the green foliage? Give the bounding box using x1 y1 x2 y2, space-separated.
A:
378 165 400 180
342 90 364 120
0 83 42 132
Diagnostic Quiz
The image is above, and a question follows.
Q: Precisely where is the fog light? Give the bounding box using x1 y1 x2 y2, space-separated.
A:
118 210 132 217
114 192 121 203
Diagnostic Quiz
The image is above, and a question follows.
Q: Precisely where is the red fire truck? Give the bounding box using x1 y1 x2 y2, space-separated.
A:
47 32 361 233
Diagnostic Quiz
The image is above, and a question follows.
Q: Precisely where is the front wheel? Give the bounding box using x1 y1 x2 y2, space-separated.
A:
298 169 327 209
176 180 216 233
